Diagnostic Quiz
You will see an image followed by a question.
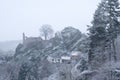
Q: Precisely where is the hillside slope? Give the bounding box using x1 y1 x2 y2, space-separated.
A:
0 27 89 80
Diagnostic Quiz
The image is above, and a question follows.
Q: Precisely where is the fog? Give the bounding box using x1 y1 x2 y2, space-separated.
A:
0 0 100 41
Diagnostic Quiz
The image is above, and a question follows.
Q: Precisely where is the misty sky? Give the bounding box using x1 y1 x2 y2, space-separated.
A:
0 0 101 41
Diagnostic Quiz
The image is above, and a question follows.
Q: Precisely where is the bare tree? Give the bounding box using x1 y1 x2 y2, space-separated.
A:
39 24 54 40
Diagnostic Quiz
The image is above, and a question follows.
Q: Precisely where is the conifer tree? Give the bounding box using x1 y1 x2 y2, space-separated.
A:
105 0 120 61
88 0 120 69
88 1 108 69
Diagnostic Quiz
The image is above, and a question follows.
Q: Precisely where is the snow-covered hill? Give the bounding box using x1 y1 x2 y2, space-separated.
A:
0 27 89 80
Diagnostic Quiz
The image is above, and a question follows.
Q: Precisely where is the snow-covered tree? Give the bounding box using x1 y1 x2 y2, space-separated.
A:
104 0 120 62
88 0 120 69
88 0 108 69
18 63 29 80
39 24 54 40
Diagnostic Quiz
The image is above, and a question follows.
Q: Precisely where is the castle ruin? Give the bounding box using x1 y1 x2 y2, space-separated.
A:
22 33 42 46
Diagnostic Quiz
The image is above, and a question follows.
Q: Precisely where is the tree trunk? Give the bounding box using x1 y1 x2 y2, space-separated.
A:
112 39 117 62
109 43 112 62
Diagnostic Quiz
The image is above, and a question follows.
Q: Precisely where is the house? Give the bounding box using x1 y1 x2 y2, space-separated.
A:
47 56 62 63
47 55 71 64
61 56 71 64
70 51 81 60
47 51 83 64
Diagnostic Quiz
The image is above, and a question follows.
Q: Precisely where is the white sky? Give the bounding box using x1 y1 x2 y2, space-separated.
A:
0 0 101 41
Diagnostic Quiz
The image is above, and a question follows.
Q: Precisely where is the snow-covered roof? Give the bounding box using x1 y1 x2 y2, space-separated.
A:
71 51 81 56
61 56 71 60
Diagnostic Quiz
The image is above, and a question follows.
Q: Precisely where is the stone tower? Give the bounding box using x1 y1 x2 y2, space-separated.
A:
23 33 26 44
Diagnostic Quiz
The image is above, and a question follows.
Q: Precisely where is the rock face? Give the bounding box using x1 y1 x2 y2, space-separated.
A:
0 27 89 80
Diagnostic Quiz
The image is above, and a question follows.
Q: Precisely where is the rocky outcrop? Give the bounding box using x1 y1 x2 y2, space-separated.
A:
0 27 89 80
